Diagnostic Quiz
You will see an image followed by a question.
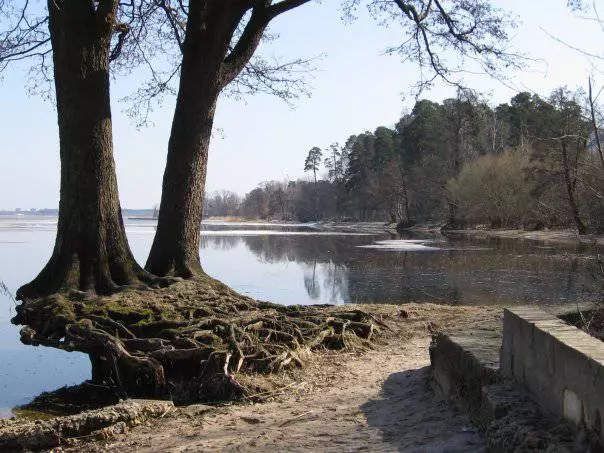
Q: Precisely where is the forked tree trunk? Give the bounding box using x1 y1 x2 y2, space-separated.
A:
146 1 307 277
17 1 150 299
146 3 247 277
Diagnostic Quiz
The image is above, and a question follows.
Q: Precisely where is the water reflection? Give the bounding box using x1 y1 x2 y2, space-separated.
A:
200 235 242 251
0 219 90 418
200 232 601 306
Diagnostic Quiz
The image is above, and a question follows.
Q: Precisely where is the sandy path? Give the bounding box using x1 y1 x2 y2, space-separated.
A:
79 335 485 453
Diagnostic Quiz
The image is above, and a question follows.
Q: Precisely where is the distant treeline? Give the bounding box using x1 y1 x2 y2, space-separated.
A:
206 88 604 232
0 209 156 217
0 209 59 216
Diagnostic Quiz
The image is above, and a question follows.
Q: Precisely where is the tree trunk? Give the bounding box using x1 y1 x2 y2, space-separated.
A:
146 3 245 277
588 77 604 171
561 141 587 235
147 1 308 276
17 1 150 299
401 175 410 223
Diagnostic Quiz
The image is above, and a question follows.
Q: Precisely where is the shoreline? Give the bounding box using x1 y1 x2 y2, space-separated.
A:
6 214 601 248
3 301 595 451
1 303 503 452
203 218 399 235
210 219 604 248
442 228 604 247
310 220 397 234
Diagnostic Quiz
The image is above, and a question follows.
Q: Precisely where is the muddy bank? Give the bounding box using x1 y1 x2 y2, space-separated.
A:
208 219 397 234
8 303 590 452
443 228 604 247
311 221 397 234
314 222 604 247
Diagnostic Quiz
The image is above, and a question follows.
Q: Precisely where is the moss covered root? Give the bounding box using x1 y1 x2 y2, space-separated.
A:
12 278 382 404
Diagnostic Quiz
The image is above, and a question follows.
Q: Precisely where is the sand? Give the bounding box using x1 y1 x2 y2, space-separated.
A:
71 305 500 453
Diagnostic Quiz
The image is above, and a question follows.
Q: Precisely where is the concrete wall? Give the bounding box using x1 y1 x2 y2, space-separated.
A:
501 306 604 438
430 332 501 425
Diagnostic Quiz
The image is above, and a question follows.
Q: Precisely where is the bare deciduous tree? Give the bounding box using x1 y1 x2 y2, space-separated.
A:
1 0 523 288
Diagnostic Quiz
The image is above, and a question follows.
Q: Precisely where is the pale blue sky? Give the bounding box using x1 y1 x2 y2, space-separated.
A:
1 0 603 209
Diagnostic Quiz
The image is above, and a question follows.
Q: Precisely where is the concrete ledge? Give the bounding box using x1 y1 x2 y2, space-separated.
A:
430 329 501 427
502 306 604 438
430 325 601 451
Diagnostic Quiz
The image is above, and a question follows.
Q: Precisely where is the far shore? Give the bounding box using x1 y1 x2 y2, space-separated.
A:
442 228 604 247
4 214 603 248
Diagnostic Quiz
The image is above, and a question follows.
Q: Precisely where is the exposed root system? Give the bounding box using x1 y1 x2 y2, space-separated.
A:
12 278 383 404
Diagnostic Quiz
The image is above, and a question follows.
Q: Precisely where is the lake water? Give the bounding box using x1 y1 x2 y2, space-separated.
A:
0 216 601 417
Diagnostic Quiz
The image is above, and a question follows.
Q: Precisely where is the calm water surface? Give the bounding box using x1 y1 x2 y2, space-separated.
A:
0 216 601 417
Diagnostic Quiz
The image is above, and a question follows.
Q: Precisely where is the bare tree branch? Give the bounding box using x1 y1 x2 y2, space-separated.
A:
344 0 525 95
2 0 523 125
158 0 184 52
220 4 271 89
220 0 311 89
267 0 312 18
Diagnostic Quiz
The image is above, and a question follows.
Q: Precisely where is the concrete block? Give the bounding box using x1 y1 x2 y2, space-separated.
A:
501 306 604 441
430 330 501 428
563 388 582 425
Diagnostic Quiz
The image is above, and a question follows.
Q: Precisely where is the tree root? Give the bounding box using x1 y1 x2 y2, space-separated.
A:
15 252 179 301
12 278 381 405
0 399 174 452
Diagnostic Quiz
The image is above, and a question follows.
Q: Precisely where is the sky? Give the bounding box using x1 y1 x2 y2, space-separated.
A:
1 0 604 209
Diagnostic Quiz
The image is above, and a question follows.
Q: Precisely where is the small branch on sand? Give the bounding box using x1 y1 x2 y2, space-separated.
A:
0 399 174 451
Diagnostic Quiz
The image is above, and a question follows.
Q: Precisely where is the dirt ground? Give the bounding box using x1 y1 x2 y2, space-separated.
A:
69 304 501 453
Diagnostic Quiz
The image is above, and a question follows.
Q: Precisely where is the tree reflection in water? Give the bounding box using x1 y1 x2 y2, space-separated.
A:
304 261 320 300
200 235 241 251
199 230 600 306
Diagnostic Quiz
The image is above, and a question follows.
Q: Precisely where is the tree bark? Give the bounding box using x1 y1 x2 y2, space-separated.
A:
146 3 249 277
17 1 150 299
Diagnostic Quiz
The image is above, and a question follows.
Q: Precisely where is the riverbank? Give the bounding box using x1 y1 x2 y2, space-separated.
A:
3 303 502 452
209 219 398 235
221 218 604 247
204 217 397 234
314 220 604 246
5 299 599 451
311 220 397 234
443 228 604 247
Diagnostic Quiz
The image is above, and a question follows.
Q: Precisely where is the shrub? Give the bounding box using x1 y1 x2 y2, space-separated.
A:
447 149 534 228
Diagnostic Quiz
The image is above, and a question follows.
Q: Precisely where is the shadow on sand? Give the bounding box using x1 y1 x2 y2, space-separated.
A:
360 366 486 452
